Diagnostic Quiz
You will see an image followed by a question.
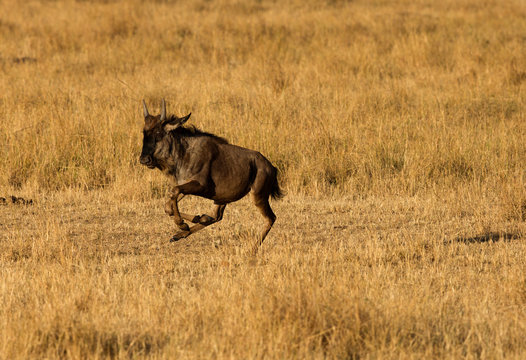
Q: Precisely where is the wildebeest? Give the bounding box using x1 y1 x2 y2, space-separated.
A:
140 99 283 253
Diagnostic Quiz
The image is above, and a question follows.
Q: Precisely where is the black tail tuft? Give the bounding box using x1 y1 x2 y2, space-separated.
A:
270 167 284 200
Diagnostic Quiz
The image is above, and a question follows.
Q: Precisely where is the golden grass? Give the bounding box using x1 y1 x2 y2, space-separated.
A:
1 0 526 358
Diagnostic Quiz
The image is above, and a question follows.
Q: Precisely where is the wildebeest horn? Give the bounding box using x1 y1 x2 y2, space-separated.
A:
160 98 166 123
142 100 149 118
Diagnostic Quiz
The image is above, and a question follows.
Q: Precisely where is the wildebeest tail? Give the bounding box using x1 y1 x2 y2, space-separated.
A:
270 165 284 200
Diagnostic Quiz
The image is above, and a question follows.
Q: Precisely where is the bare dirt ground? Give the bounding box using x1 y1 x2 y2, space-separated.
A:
1 191 526 358
1 0 526 357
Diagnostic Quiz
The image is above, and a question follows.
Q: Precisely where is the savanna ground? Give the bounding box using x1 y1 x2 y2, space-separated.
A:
1 0 526 358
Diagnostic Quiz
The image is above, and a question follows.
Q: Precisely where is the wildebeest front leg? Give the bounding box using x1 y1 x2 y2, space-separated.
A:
165 192 190 234
164 194 206 224
165 194 200 223
170 204 226 242
166 180 210 241
166 181 203 234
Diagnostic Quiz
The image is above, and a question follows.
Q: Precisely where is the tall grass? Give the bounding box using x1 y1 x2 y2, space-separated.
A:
1 0 524 198
1 0 526 358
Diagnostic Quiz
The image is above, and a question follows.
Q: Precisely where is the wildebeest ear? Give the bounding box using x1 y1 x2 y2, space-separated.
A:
142 100 149 118
163 113 191 132
163 118 182 132
179 113 191 125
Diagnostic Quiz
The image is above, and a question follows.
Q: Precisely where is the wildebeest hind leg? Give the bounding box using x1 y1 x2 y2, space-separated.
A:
179 212 203 224
179 204 226 225
251 196 276 254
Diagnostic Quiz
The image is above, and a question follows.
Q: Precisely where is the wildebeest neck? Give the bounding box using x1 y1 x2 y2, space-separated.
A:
171 126 228 144
153 125 229 176
168 131 188 160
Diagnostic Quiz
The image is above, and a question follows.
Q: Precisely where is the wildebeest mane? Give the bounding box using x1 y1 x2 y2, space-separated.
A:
167 115 228 144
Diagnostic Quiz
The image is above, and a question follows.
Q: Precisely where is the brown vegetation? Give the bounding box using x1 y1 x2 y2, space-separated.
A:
1 0 525 358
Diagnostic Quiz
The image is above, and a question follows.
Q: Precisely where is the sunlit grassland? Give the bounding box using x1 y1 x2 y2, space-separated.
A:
1 0 526 358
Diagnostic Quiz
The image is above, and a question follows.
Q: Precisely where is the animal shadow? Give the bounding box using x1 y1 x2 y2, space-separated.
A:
449 232 521 244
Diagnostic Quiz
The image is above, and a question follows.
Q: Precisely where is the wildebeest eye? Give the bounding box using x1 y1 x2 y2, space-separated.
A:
154 131 164 141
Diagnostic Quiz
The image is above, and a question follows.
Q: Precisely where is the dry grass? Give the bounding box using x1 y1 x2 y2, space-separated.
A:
1 0 526 358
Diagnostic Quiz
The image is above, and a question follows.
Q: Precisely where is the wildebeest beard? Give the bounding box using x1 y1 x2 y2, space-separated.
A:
152 131 187 172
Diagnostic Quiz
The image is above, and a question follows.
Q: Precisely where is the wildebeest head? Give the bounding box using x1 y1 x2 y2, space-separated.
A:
140 99 191 169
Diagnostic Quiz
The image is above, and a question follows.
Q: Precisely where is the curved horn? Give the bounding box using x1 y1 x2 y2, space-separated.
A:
160 98 166 123
142 100 149 118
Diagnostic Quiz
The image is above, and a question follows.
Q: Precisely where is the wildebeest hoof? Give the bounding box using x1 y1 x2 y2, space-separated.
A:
177 222 190 231
170 234 183 242
198 215 215 225
170 235 181 242
170 230 190 242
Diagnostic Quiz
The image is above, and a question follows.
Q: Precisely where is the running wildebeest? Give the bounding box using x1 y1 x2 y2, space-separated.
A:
139 99 283 253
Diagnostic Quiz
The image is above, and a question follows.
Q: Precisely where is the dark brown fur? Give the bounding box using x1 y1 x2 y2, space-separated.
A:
140 99 283 253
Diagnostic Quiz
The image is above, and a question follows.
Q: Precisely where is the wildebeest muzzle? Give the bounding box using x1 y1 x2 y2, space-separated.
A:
140 154 155 169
